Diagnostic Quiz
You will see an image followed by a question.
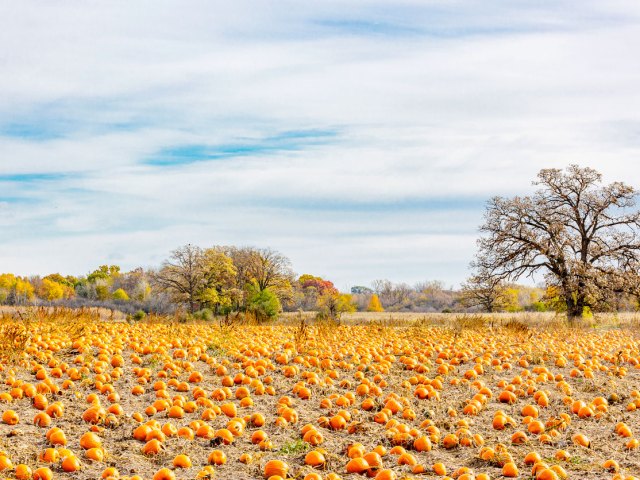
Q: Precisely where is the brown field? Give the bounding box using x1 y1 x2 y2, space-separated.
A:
0 310 639 480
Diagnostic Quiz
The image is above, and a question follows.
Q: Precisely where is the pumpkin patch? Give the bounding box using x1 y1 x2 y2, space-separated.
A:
0 314 638 479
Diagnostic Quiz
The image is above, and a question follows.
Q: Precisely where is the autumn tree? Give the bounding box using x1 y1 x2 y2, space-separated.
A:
366 293 384 312
246 247 293 298
296 274 338 311
317 291 357 320
151 245 205 312
87 265 121 283
38 278 69 301
474 165 640 323
198 248 240 313
113 268 150 301
43 273 76 288
151 245 237 313
459 272 508 312
0 274 35 305
416 280 457 312
220 246 294 309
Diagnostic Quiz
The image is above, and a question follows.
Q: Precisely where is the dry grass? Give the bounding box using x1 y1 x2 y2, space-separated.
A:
0 310 638 479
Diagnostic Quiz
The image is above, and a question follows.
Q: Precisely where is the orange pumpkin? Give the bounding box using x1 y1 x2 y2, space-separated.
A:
173 454 192 468
32 467 54 480
15 464 32 480
61 455 81 472
304 450 326 467
208 450 227 465
264 460 289 478
1 410 18 425
152 468 176 480
80 432 102 449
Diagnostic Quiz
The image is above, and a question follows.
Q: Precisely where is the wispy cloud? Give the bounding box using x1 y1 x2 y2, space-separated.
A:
0 173 70 182
0 0 639 286
146 129 339 166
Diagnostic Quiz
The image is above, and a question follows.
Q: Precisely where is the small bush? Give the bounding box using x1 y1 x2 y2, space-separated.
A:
112 288 130 301
193 308 214 321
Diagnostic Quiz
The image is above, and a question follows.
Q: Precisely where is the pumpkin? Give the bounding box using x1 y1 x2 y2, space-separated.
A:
264 460 289 478
152 468 176 480
32 467 54 480
503 462 519 477
86 447 105 461
61 455 81 472
304 450 326 467
345 457 369 474
173 454 192 468
1 410 18 425
15 464 32 480
80 432 102 449
208 450 227 465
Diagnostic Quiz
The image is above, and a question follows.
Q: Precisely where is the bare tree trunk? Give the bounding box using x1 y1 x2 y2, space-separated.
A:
566 294 585 326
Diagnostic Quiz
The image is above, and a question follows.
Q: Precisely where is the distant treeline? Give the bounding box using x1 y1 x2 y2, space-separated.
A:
2 243 638 319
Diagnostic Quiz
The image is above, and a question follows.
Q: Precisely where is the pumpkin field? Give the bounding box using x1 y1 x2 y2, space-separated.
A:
0 312 639 480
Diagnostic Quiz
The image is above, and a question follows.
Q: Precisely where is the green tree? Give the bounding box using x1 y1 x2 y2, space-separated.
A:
246 283 281 322
95 283 110 301
87 265 121 283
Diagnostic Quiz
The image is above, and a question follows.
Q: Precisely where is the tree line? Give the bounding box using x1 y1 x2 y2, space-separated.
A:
2 165 639 322
1 246 580 319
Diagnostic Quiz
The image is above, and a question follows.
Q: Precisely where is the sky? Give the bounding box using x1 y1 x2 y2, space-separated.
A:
1 1 640 290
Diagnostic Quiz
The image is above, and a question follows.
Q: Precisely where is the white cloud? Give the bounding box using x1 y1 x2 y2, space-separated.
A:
1 1 640 287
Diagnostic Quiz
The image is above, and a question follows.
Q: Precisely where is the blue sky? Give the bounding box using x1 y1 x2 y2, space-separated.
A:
1 1 640 289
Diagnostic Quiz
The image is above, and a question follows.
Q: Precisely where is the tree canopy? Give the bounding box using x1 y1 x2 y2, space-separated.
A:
473 165 640 322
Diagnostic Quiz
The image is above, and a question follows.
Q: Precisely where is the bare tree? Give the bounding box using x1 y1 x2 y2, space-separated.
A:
371 279 412 311
474 165 640 323
459 272 507 312
150 245 206 313
151 245 238 314
249 248 294 293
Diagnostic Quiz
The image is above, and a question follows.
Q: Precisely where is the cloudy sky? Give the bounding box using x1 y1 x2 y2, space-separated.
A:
1 1 640 290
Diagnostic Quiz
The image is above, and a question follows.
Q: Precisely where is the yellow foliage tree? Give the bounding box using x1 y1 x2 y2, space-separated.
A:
366 294 384 312
0 274 34 304
39 278 66 301
502 288 522 312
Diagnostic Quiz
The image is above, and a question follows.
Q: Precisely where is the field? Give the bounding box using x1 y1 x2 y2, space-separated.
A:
0 310 639 480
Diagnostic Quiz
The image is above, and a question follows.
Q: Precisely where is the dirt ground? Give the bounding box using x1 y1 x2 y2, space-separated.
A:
0 314 639 480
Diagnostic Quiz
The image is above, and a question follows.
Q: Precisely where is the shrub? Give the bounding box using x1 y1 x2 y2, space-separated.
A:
112 289 130 301
247 284 280 322
192 308 214 321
